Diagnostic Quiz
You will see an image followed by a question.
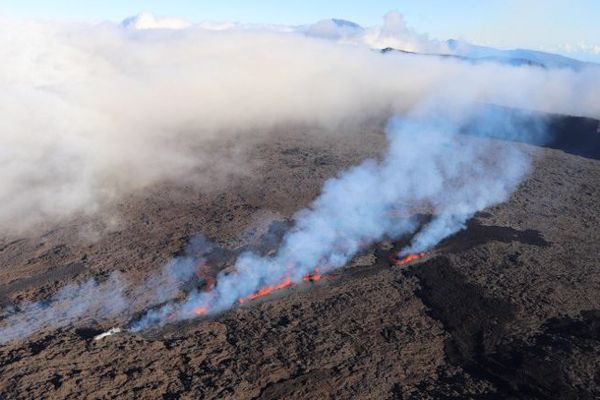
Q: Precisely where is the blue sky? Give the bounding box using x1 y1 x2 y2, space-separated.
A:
2 0 599 61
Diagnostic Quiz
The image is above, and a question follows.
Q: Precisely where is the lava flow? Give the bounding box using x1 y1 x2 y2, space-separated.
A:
238 278 292 304
303 268 321 282
183 254 423 320
238 268 323 305
193 306 208 316
172 254 422 322
394 252 428 266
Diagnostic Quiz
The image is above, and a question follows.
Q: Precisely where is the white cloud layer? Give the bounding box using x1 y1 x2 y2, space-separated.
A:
0 13 598 234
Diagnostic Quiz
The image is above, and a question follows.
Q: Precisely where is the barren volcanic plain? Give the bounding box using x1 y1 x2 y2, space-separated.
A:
0 116 599 399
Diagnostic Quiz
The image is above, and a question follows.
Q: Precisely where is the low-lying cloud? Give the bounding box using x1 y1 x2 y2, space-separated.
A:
0 12 598 234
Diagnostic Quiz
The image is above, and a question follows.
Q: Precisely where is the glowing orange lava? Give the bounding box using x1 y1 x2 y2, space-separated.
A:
303 268 321 282
238 278 293 304
394 252 428 266
237 268 324 305
190 253 426 317
193 306 208 316
179 251 431 323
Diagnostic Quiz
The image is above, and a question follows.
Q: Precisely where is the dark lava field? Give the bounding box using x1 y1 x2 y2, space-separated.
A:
0 117 599 399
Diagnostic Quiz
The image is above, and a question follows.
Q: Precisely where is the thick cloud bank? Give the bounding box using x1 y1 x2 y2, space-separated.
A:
1 13 599 233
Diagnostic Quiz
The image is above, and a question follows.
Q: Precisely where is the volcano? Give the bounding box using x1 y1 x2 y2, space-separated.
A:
0 114 599 399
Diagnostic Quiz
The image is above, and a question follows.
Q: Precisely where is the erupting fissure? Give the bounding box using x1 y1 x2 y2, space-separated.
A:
190 252 426 318
238 278 293 304
303 268 322 282
394 252 429 267
236 267 324 304
94 253 430 337
119 108 540 334
189 268 324 317
237 267 324 304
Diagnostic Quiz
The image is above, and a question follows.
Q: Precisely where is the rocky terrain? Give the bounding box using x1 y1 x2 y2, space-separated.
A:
0 117 599 399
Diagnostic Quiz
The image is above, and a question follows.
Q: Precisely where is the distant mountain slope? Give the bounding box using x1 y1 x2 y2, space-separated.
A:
381 38 598 70
446 39 593 70
381 47 547 68
304 18 600 71
119 13 596 71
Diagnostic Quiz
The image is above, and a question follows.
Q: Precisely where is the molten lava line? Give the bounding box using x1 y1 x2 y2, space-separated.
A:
238 278 293 304
193 306 208 316
303 268 321 282
190 252 427 319
237 268 322 305
394 252 428 266
192 251 428 317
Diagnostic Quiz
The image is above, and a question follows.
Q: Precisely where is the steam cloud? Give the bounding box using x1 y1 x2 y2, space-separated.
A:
0 11 599 341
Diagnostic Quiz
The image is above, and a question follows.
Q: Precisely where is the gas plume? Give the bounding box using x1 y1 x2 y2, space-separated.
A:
0 235 211 344
130 103 536 330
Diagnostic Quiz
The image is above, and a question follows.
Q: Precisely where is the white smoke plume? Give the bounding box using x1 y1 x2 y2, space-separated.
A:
0 234 211 344
0 11 600 340
130 103 534 330
0 272 127 344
